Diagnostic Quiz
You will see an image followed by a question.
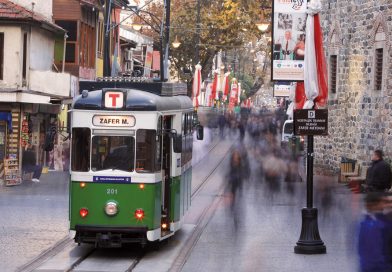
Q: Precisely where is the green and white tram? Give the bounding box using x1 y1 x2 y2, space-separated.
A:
69 82 201 247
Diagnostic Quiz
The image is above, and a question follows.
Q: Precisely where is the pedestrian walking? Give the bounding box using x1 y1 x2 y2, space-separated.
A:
366 150 392 192
22 144 42 183
358 193 392 272
218 113 226 139
238 120 245 141
227 147 250 230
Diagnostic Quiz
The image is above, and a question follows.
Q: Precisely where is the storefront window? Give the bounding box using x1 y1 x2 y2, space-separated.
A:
91 136 134 172
136 129 158 173
71 128 90 172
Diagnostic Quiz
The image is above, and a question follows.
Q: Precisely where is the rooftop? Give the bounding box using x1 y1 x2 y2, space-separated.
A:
0 0 64 34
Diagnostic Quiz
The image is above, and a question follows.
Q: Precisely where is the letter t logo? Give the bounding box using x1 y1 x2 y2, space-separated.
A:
105 92 124 108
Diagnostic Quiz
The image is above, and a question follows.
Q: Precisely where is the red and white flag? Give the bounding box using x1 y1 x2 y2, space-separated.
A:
210 70 219 106
229 78 238 110
294 0 328 111
205 82 213 107
221 72 230 101
192 64 202 108
237 83 242 104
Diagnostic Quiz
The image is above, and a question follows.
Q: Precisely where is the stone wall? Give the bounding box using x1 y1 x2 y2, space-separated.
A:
315 0 392 173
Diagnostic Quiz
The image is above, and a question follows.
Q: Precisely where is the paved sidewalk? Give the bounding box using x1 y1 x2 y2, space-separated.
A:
182 153 363 272
0 171 70 272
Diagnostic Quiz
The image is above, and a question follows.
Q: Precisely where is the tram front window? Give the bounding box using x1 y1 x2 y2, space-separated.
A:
91 136 135 172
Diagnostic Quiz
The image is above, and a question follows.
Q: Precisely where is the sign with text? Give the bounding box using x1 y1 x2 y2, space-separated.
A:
104 92 124 109
93 176 131 184
294 109 328 136
93 115 136 127
272 0 307 81
4 159 22 186
274 81 296 97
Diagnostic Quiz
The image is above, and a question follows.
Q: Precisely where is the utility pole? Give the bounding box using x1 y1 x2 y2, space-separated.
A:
103 0 112 77
163 0 171 81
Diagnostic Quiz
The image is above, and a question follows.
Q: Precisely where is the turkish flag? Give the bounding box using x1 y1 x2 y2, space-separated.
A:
297 6 328 110
192 64 202 108
211 71 218 105
313 14 328 108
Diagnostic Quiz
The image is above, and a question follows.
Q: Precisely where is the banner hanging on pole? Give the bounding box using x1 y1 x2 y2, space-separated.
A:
272 0 307 81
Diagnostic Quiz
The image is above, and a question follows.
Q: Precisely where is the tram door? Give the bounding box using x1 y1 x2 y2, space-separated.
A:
161 116 172 234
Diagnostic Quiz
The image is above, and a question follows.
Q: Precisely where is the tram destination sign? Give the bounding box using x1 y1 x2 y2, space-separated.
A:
93 115 136 127
294 109 328 136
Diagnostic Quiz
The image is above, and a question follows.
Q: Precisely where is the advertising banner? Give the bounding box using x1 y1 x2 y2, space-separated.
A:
272 0 307 81
274 81 296 97
144 45 153 77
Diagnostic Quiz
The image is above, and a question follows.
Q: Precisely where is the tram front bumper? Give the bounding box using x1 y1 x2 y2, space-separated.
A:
75 225 148 247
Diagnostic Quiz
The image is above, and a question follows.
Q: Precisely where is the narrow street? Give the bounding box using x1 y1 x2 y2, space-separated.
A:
0 129 365 272
0 0 390 271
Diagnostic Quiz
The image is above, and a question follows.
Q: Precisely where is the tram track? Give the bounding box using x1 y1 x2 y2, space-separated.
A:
18 137 232 272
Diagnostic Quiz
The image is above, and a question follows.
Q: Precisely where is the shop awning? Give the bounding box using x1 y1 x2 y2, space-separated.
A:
0 91 51 104
0 112 12 132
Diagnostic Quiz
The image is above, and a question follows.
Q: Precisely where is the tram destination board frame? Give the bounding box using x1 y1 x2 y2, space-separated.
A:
294 109 328 136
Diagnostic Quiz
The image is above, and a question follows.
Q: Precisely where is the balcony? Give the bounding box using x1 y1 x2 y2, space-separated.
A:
29 70 74 98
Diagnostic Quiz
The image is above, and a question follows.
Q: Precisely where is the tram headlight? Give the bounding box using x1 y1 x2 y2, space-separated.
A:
105 202 118 216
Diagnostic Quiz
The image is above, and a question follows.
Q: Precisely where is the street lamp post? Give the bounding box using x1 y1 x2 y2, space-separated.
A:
195 0 201 64
294 134 326 254
163 0 171 81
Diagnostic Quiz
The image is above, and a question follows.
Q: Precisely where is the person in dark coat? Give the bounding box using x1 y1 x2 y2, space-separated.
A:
22 144 42 182
227 146 250 230
366 150 392 192
218 114 226 139
237 121 245 141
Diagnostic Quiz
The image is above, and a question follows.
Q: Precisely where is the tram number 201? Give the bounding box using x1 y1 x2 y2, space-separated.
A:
107 189 118 195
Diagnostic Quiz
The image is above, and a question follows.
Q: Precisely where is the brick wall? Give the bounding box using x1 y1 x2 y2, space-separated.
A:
315 0 392 174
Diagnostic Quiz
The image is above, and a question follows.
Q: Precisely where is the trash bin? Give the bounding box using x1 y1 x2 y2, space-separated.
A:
339 157 356 183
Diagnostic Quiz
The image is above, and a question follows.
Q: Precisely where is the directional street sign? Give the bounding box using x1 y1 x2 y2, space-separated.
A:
294 109 328 136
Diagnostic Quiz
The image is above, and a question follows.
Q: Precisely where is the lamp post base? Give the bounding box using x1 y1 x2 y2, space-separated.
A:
294 208 326 254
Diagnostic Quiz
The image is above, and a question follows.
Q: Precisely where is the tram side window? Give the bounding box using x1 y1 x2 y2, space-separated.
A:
72 128 91 172
181 113 186 167
136 129 157 173
156 117 162 171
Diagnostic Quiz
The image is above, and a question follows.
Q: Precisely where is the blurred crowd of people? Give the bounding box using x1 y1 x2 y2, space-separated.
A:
218 108 309 229
216 107 392 271
219 108 302 189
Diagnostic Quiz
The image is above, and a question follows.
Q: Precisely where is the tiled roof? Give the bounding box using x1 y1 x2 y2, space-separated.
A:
0 0 65 33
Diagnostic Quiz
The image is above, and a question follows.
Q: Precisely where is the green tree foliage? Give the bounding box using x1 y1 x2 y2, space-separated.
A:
140 0 271 92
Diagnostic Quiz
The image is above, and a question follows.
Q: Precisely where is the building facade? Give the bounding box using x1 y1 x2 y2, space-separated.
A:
315 0 392 173
53 0 100 80
0 0 74 182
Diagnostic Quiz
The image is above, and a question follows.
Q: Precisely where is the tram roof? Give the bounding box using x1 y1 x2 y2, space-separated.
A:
73 88 193 112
